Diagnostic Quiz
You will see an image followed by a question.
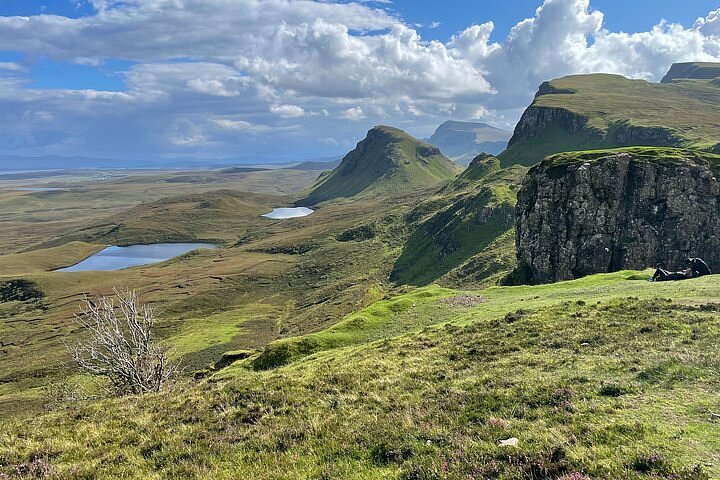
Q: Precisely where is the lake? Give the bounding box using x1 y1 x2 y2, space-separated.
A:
58 243 218 272
261 207 314 219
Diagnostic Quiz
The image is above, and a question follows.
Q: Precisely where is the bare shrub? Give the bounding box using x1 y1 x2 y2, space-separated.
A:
68 289 178 395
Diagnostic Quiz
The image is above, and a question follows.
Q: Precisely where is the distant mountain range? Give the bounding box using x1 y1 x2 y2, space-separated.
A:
0 155 342 172
302 125 461 204
426 120 512 165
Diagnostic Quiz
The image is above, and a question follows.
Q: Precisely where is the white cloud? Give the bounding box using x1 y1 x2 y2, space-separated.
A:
213 119 281 133
340 107 366 121
0 0 719 161
696 9 720 36
0 62 25 72
270 104 305 118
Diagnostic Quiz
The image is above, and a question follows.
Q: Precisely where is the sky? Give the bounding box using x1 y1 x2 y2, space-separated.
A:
0 0 719 164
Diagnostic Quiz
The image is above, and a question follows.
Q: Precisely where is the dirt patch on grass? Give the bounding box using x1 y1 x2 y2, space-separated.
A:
439 294 486 307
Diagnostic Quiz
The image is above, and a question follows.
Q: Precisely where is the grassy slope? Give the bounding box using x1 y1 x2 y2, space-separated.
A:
41 190 288 247
499 73 720 166
0 184 427 417
0 242 103 275
0 168 320 253
2 272 718 479
543 146 720 175
303 126 461 204
391 156 527 287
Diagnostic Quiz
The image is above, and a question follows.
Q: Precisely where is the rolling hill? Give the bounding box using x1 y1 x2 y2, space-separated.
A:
302 126 461 204
392 154 526 287
499 62 720 167
426 120 512 165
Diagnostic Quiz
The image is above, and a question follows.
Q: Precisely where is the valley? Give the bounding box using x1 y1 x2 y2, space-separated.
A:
1 62 720 479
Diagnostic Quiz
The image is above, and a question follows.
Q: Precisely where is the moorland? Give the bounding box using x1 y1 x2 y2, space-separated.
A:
1 63 719 480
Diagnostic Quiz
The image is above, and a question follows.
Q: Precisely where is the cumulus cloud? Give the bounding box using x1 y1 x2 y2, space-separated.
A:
0 0 718 161
270 104 305 118
696 9 720 36
340 107 366 121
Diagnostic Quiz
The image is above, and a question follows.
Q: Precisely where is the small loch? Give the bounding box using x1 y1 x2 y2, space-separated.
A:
58 243 218 272
261 207 314 219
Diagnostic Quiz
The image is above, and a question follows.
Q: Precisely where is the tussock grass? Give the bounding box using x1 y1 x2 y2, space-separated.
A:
1 273 719 479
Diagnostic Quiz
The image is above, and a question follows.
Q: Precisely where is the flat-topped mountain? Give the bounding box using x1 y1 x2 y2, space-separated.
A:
499 63 720 167
427 120 511 165
661 62 720 83
303 125 461 204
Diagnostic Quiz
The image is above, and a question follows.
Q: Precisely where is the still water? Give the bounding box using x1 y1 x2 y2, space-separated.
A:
261 207 314 219
58 243 218 272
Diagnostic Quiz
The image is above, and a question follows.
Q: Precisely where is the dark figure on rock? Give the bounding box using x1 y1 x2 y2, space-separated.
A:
651 257 711 282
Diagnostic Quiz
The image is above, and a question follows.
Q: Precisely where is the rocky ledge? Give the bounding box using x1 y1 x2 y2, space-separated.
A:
514 149 720 284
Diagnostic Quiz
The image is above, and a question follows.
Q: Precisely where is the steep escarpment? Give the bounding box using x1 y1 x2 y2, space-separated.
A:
514 147 720 284
499 65 720 167
303 126 460 204
661 62 720 83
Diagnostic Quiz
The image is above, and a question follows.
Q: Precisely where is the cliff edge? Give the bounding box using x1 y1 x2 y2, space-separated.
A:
514 147 720 284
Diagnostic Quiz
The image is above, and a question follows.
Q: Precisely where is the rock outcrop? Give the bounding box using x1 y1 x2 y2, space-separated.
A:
499 66 720 167
508 105 593 145
514 149 720 283
661 62 720 83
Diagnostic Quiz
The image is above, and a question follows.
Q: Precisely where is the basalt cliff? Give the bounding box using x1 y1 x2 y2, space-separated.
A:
514 148 720 284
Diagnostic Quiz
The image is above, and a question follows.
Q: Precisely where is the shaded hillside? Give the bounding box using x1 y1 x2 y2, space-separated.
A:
284 158 341 171
427 120 511 165
391 154 526 287
661 62 720 83
514 147 720 284
303 126 461 204
499 63 720 167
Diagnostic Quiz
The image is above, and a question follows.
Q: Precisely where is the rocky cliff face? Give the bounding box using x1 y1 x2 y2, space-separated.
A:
507 106 593 146
661 62 720 83
500 68 720 167
515 150 720 283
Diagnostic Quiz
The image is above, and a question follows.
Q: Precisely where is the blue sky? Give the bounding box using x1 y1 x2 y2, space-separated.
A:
393 0 716 40
0 0 718 164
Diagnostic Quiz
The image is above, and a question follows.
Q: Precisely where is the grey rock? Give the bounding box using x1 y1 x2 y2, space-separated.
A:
515 152 720 283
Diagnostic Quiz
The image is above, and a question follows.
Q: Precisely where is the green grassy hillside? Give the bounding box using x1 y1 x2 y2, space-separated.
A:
543 146 720 174
0 180 432 417
392 154 527 287
303 126 462 204
2 271 718 479
41 190 287 247
499 63 720 167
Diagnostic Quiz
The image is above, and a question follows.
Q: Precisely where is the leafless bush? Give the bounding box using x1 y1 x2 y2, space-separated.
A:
68 288 178 395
